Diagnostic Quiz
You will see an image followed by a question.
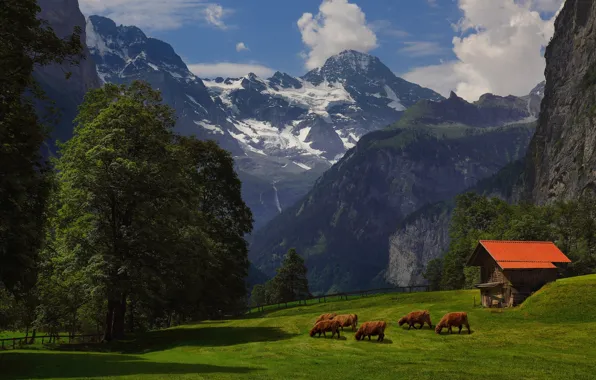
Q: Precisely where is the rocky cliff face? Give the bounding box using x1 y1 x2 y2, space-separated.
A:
384 159 527 287
525 0 596 203
385 203 452 286
35 0 100 145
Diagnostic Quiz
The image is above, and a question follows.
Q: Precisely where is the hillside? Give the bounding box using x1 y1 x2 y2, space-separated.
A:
3 275 596 380
250 120 535 293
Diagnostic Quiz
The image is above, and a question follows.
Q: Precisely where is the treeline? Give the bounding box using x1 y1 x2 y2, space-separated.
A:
1 1 252 340
424 193 596 290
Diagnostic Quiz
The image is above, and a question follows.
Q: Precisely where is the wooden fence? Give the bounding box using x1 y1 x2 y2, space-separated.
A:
227 284 429 317
0 333 103 350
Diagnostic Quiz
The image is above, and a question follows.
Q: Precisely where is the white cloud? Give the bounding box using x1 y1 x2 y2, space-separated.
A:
188 62 275 78
398 41 450 57
297 0 378 70
403 0 565 101
204 4 228 29
427 0 438 7
236 42 249 52
79 0 231 31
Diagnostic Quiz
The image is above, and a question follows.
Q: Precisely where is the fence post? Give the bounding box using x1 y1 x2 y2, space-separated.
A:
13 338 15 349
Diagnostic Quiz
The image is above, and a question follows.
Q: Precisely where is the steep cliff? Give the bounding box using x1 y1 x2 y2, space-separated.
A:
35 0 100 146
525 0 596 203
384 159 527 286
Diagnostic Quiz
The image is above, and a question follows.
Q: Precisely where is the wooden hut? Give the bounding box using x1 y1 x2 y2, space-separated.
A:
466 240 571 307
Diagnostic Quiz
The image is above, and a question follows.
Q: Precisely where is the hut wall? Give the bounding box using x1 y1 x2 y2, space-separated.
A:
477 251 506 283
504 269 558 292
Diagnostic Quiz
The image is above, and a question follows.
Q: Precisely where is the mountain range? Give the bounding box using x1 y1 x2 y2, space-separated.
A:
84 15 453 229
248 90 541 293
34 0 547 294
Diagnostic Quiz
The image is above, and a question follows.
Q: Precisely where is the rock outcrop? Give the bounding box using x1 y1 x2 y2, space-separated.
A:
35 0 101 146
525 0 596 203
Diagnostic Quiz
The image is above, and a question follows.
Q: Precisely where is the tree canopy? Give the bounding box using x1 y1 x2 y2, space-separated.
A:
50 81 252 340
0 0 83 297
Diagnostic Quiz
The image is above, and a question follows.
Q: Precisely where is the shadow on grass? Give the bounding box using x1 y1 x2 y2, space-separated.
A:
399 326 434 331
436 330 474 336
308 335 347 341
354 338 393 344
51 326 297 354
0 351 259 380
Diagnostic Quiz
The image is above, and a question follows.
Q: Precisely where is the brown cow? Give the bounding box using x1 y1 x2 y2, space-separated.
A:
354 321 386 342
398 310 432 330
315 313 337 324
333 314 358 331
310 319 341 339
435 312 471 334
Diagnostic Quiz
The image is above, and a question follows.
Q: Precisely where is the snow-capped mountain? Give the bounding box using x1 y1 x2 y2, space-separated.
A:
85 16 445 229
201 50 444 164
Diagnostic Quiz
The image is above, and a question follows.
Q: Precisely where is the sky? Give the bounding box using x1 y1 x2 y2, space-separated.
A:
79 0 565 101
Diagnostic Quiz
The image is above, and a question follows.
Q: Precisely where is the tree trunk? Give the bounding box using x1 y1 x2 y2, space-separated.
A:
112 294 127 340
28 329 36 345
103 299 116 342
127 298 135 333
71 309 77 340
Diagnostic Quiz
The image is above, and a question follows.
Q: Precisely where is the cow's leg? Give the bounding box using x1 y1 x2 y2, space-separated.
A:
466 323 471 334
458 326 462 334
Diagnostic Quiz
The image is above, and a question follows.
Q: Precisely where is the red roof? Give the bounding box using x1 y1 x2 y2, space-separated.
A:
470 240 571 270
498 261 557 269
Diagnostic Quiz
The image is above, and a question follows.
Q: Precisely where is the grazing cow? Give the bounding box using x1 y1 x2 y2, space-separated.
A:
435 312 471 334
310 320 341 339
315 313 337 324
354 321 387 342
398 310 433 330
333 314 358 331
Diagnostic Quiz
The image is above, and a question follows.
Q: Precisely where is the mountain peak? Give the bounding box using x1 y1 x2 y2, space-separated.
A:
324 49 378 72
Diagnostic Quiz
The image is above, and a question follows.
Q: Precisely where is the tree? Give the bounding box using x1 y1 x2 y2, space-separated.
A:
250 284 268 306
0 0 83 297
52 81 252 341
269 248 310 303
423 258 443 291
441 193 510 290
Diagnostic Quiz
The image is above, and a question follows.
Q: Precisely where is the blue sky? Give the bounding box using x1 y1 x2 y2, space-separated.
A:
150 0 462 78
80 0 563 101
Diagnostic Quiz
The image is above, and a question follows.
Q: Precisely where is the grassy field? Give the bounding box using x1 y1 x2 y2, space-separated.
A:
2 275 596 379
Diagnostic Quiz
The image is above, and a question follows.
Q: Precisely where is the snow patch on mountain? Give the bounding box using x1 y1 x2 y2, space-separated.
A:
383 85 406 111
193 120 224 134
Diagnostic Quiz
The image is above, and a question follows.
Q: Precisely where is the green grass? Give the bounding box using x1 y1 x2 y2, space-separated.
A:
3 275 596 379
